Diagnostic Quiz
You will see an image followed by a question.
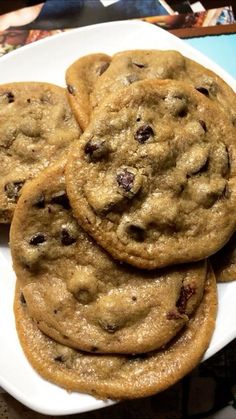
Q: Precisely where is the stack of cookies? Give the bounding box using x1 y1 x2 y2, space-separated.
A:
5 49 236 400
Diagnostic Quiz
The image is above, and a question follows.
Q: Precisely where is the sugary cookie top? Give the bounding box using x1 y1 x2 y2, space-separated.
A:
66 53 111 130
14 268 217 399
10 160 207 354
66 79 236 269
91 50 236 126
0 82 81 223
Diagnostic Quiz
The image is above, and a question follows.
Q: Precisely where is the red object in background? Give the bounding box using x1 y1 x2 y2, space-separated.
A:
25 29 56 44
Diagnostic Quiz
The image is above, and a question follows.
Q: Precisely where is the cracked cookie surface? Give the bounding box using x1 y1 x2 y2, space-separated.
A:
0 82 81 223
10 159 207 354
14 266 217 399
66 79 236 269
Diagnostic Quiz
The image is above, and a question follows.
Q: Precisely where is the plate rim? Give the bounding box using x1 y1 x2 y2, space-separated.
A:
0 19 235 415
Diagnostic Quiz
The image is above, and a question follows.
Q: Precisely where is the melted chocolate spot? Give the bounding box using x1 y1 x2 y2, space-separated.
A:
176 285 196 314
96 61 110 76
132 61 146 68
199 120 207 132
61 229 76 246
104 324 117 333
178 108 188 118
54 355 64 362
84 139 108 161
166 311 183 320
135 125 154 143
99 321 118 333
29 233 46 246
5 91 15 103
51 191 70 209
20 293 27 305
196 87 209 97
67 84 75 95
127 224 146 242
33 194 45 209
117 169 135 192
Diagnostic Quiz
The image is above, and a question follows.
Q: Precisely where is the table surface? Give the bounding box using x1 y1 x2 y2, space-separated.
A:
185 33 236 78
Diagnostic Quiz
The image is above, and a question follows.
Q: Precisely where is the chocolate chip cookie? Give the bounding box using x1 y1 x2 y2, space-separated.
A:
211 232 236 282
10 159 207 354
66 53 111 130
14 266 217 399
66 50 236 130
91 50 236 127
66 79 236 269
0 82 81 224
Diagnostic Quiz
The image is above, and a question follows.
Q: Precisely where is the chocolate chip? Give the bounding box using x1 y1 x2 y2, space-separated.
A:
135 125 154 143
27 98 31 103
117 169 135 192
199 120 207 132
84 139 98 155
54 355 64 362
166 311 183 320
178 108 188 118
96 61 110 76
126 224 146 242
132 296 137 301
67 84 75 95
20 292 26 305
33 194 45 209
5 91 15 103
29 233 46 246
54 309 58 314
132 61 146 68
51 191 70 209
100 322 118 333
195 87 209 97
4 181 25 202
136 117 141 122
176 285 196 314
61 228 76 246
84 139 108 161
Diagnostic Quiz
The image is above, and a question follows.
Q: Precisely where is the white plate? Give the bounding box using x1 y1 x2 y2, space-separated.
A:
0 20 236 416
